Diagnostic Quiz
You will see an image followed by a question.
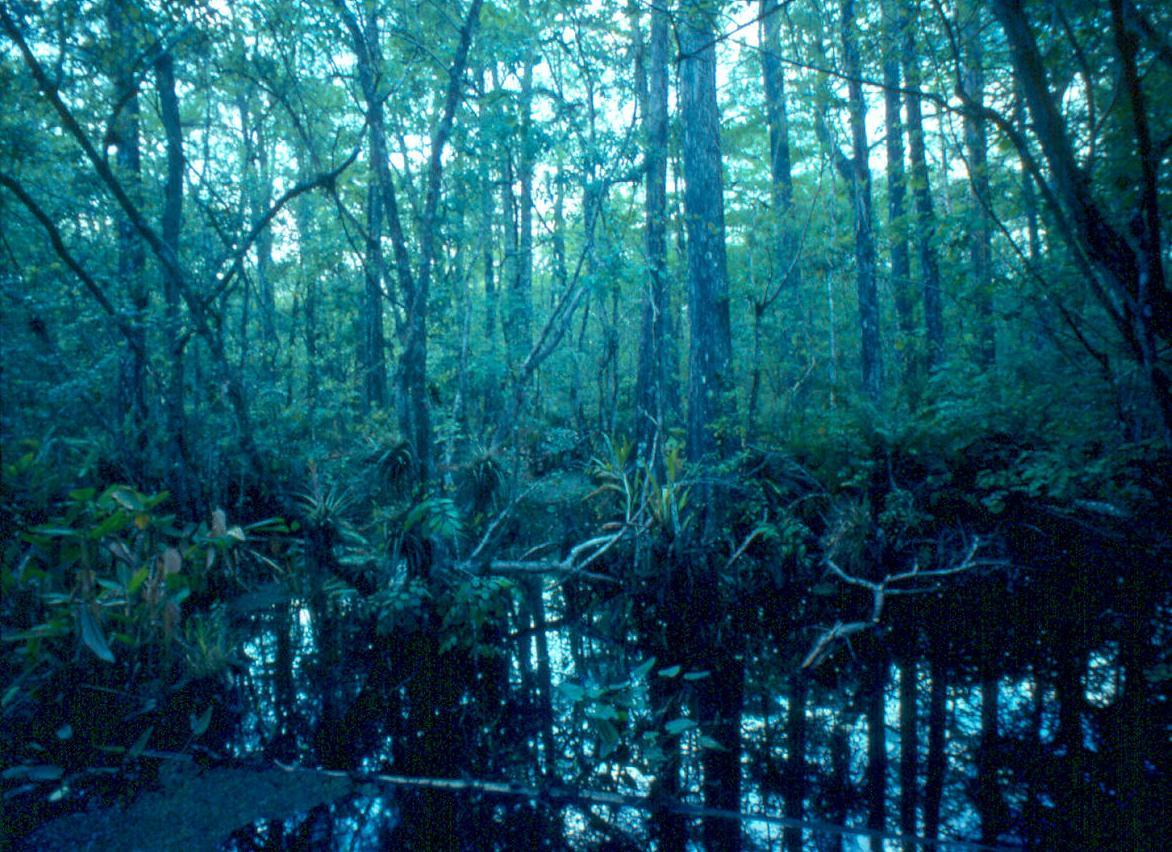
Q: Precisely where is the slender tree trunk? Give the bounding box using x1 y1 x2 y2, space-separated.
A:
757 0 804 429
784 671 808 852
635 3 669 471
256 123 277 380
515 2 535 359
480 72 498 345
899 660 919 850
292 158 319 413
902 10 944 372
829 710 851 852
401 0 483 487
648 674 687 851
923 654 948 840
837 0 883 402
154 51 190 512
977 677 1007 845
866 653 888 851
336 3 389 415
960 1 996 367
882 0 914 387
107 0 148 477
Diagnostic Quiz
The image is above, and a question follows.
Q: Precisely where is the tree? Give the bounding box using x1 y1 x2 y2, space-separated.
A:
634 1 671 470
816 0 883 403
990 0 1172 444
678 3 742 848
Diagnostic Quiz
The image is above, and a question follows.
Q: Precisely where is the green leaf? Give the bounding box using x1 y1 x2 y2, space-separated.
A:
698 735 727 751
557 682 586 702
596 719 620 757
127 566 149 596
664 718 697 735
108 487 144 512
657 665 682 678
78 605 115 663
585 703 619 721
27 525 80 538
683 670 711 681
190 705 213 737
1 764 64 782
127 725 153 759
631 657 657 680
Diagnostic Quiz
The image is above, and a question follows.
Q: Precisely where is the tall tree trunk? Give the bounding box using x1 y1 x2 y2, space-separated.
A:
882 0 914 388
960 0 996 367
648 674 687 851
515 1 535 359
634 3 670 471
679 5 740 845
898 660 919 850
756 0 804 431
292 158 320 413
479 70 498 346
901 9 944 372
866 653 888 851
255 121 278 381
154 51 190 512
823 0 883 403
784 671 808 852
361 176 387 414
680 0 735 465
976 677 1007 845
336 2 390 415
360 14 389 414
829 710 851 852
923 653 948 841
106 0 148 478
399 0 483 487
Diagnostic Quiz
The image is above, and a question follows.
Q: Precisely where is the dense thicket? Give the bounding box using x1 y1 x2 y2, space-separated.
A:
2 0 1169 848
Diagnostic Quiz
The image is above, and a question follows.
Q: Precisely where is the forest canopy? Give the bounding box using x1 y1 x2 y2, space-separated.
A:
1 0 1169 848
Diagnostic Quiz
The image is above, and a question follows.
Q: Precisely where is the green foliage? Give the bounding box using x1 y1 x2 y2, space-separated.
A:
436 575 514 655
1 475 273 788
403 496 463 542
371 578 432 636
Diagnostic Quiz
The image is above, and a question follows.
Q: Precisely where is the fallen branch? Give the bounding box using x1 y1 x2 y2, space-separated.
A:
804 536 996 668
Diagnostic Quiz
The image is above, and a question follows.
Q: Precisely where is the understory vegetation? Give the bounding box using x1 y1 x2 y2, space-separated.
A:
2 0 1170 849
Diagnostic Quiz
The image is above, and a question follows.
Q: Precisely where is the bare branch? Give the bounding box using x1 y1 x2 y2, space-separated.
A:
805 537 991 668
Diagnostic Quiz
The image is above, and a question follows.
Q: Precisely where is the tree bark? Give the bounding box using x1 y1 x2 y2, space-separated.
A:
635 3 670 471
899 660 919 850
829 0 883 403
866 653 888 851
923 653 948 840
106 0 148 476
976 677 1007 845
960 0 996 367
784 671 808 852
680 0 735 464
882 0 914 387
154 51 190 511
901 8 944 372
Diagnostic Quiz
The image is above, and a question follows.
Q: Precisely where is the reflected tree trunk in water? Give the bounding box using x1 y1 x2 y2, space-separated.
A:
976 677 1006 845
828 710 852 852
648 674 687 852
899 661 919 851
923 655 948 841
866 653 888 852
784 671 808 852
